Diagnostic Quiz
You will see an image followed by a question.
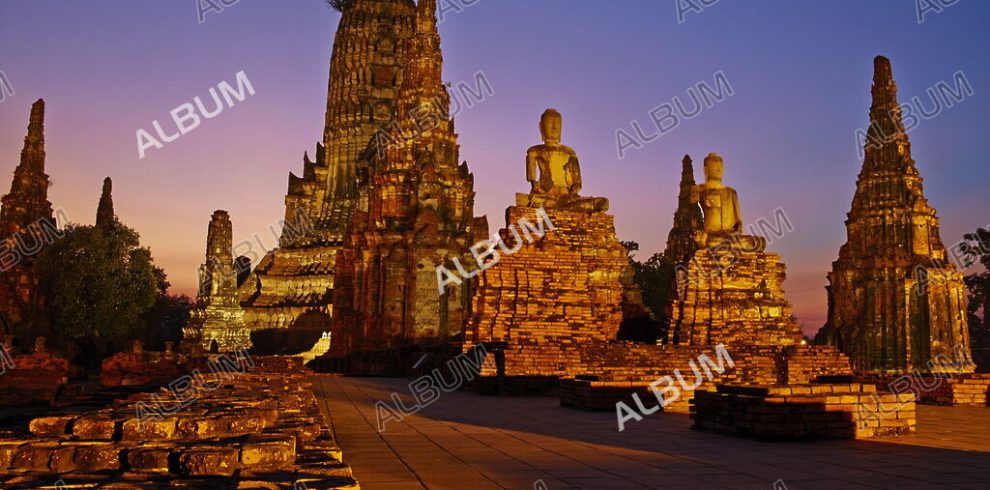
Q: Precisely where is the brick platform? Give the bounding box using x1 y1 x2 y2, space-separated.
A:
0 362 358 488
560 377 694 413
858 372 990 407
0 351 69 408
554 344 852 413
938 374 990 406
691 383 916 440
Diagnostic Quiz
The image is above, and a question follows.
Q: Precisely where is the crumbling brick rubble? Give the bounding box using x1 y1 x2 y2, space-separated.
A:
0 359 358 489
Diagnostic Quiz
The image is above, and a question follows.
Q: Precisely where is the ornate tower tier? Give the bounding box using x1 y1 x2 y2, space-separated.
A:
330 0 486 361
186 211 251 352
239 0 418 332
820 56 974 374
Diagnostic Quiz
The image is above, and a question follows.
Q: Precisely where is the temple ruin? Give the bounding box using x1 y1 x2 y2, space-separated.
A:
669 152 804 347
818 56 975 374
330 0 487 365
186 210 252 352
0 99 55 343
237 0 419 333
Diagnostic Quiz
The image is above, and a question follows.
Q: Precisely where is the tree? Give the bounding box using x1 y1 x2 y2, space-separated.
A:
34 222 158 358
139 266 193 350
961 228 990 349
619 241 676 343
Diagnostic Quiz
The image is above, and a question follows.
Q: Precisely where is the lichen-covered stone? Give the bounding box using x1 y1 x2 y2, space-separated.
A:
73 443 122 472
28 415 76 438
72 415 118 440
178 447 239 477
125 446 171 473
239 435 295 469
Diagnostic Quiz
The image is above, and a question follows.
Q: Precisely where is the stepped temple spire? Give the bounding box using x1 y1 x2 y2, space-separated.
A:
0 100 56 337
96 177 115 228
1 99 53 238
819 56 974 373
185 210 251 353
239 0 418 333
664 155 703 263
329 0 487 363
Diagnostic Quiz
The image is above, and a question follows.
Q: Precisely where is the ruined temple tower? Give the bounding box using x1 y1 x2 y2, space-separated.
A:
664 155 703 264
238 0 418 331
668 153 803 347
95 177 115 228
0 99 55 336
330 0 486 360
820 56 974 374
186 210 252 352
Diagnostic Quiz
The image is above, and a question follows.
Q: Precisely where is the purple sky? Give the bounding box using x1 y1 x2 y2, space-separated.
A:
1 0 989 336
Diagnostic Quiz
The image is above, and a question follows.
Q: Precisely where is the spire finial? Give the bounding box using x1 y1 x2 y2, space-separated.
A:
873 56 893 85
26 99 45 146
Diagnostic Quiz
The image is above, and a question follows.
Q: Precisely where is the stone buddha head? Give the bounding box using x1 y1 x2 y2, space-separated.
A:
539 109 563 146
703 152 724 183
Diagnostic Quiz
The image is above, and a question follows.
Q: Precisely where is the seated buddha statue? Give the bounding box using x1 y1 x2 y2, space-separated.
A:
517 109 608 212
690 153 765 252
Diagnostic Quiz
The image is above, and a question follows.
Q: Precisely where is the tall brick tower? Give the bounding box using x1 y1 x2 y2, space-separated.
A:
239 0 418 332
821 56 974 374
0 99 56 338
330 0 485 362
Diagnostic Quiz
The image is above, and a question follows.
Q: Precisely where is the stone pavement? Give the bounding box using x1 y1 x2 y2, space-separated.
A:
312 376 990 490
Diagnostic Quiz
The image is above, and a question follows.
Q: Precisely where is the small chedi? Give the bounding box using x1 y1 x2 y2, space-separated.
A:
818 56 975 375
330 0 486 366
238 0 419 332
185 210 251 353
0 99 55 344
669 153 803 347
462 108 648 375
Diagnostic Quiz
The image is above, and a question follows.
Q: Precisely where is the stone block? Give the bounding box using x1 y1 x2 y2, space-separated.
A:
178 447 239 477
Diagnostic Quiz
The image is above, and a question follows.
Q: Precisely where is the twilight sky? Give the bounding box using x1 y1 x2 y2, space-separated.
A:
1 0 989 336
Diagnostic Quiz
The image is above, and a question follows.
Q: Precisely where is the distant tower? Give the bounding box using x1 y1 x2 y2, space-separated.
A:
1 99 53 237
821 56 974 373
0 99 56 336
185 210 251 352
96 177 115 228
664 155 703 263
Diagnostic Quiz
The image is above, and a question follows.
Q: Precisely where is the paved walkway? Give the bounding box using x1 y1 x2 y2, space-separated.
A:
312 376 990 490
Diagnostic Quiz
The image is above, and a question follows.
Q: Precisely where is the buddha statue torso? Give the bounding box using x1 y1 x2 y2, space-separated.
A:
527 143 579 196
